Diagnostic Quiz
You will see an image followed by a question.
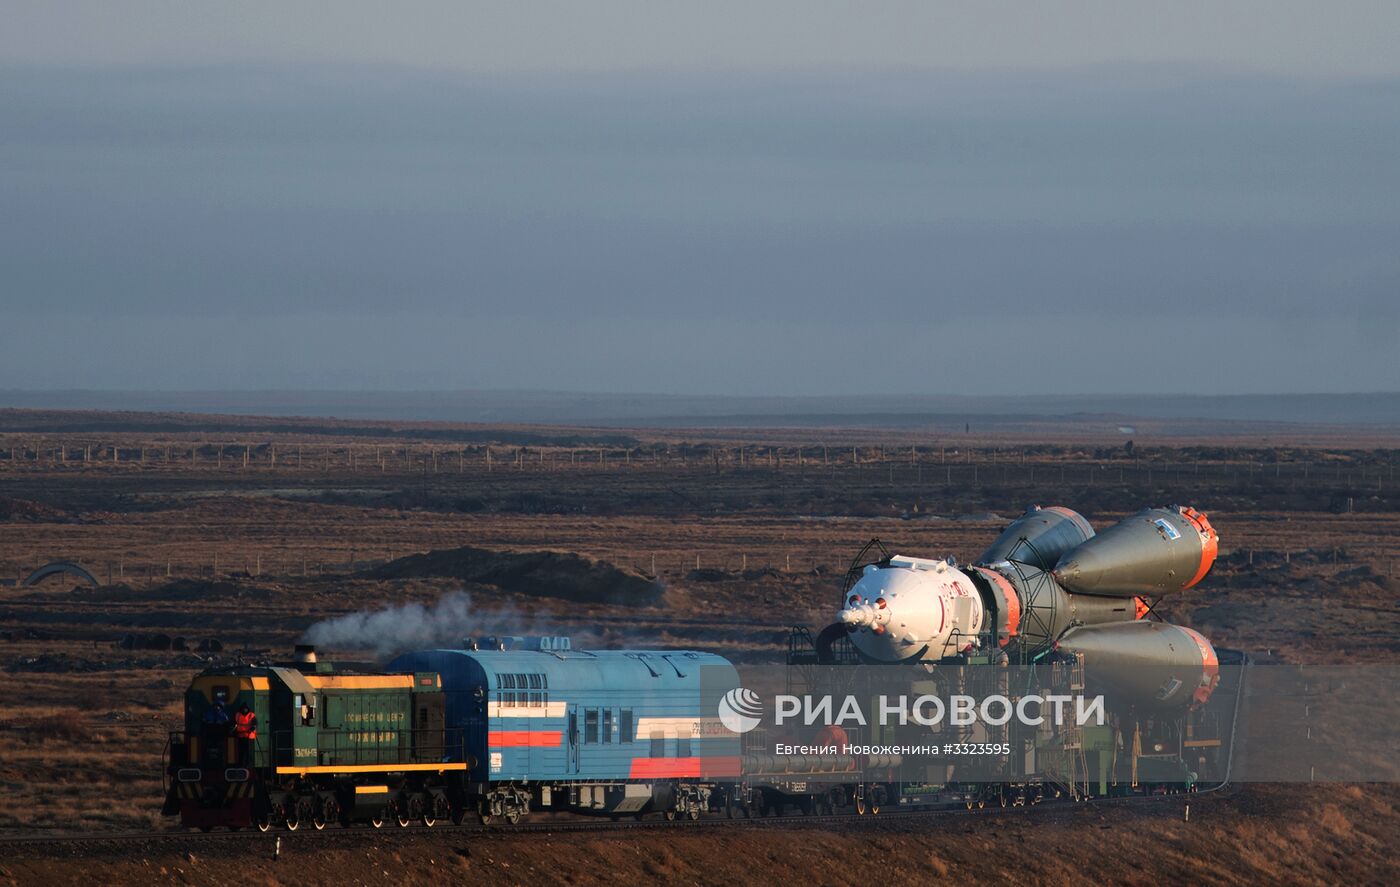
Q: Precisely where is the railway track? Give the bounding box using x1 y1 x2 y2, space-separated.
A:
0 783 1228 851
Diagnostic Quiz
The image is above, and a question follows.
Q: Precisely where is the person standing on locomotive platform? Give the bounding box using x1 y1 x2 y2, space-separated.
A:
203 698 229 727
232 702 258 763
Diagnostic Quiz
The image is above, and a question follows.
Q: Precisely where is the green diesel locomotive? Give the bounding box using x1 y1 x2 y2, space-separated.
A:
163 646 466 831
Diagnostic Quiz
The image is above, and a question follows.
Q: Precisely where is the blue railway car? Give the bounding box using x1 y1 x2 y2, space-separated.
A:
388 636 742 823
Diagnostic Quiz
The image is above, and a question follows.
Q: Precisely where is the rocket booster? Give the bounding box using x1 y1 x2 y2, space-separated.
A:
831 504 1221 710
1053 506 1217 597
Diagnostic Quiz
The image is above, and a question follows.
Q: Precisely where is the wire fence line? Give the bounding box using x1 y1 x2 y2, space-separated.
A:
0 443 1396 507
0 439 1397 477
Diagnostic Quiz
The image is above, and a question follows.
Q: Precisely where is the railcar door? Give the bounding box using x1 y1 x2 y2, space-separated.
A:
566 704 580 774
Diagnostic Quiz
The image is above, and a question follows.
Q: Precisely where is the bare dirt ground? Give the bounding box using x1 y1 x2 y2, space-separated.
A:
1 408 1398 884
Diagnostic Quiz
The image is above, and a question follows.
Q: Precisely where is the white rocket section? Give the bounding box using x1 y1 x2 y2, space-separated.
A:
837 556 985 663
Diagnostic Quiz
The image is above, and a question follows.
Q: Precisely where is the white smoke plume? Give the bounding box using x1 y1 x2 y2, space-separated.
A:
298 590 603 658
300 591 482 657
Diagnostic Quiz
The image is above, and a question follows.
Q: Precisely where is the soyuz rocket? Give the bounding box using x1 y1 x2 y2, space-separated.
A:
833 505 1221 711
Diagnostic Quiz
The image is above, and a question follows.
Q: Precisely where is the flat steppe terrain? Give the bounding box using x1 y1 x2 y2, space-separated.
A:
2 408 1398 884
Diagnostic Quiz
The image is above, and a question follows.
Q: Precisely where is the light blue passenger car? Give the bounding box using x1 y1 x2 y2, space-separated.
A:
388 637 742 821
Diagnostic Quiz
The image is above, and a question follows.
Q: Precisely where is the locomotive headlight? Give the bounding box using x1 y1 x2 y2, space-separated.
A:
224 768 250 782
177 768 202 782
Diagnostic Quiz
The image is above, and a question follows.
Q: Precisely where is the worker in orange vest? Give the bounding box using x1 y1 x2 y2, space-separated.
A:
233 703 258 740
232 703 258 763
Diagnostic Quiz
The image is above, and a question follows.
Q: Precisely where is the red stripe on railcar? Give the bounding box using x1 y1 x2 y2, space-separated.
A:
628 756 742 779
489 730 562 747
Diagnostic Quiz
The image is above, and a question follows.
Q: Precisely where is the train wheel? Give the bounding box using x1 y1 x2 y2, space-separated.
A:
370 815 385 829
505 810 521 826
422 813 436 828
664 810 677 822
198 826 212 833
256 815 272 833
687 807 700 821
855 797 867 816
396 812 412 828
285 816 299 832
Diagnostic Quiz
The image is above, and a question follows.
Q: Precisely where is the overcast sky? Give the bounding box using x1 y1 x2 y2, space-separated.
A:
3 2 1398 395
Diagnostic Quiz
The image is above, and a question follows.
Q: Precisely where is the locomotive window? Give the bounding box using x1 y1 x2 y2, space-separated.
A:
529 692 542 707
584 709 599 743
602 709 613 743
620 710 633 743
527 674 543 689
650 731 664 757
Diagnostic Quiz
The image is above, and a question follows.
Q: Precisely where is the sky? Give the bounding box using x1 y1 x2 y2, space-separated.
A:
2 2 1399 396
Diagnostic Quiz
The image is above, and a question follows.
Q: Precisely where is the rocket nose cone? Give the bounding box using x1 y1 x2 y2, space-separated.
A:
1053 549 1106 594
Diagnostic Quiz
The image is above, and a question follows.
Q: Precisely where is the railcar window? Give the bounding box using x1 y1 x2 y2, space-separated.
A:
650 732 664 757
620 710 634 743
529 692 542 707
602 709 613 743
584 709 599 743
677 736 691 758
